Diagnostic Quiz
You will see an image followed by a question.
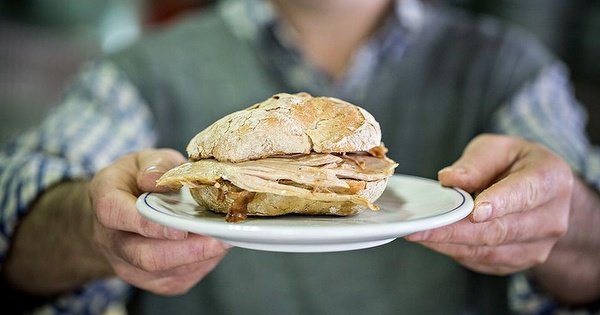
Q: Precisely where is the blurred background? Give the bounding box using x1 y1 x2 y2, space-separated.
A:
450 0 600 144
0 0 598 147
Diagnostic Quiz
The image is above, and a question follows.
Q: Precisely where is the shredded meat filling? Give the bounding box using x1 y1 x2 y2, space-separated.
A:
157 144 398 216
368 143 389 158
225 190 256 223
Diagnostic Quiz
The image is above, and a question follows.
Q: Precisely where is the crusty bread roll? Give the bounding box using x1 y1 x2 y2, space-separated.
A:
187 92 381 162
157 92 397 222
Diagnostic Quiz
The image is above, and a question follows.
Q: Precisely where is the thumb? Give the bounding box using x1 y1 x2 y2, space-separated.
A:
438 134 520 192
137 148 187 192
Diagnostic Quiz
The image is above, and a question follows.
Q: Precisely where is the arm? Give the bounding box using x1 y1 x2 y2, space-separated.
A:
0 60 153 312
3 180 112 296
4 150 230 297
531 176 600 304
0 61 229 313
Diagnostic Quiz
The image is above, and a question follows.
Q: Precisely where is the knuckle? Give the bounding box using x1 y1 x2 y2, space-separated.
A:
137 216 154 237
436 226 456 243
132 247 167 272
483 219 511 246
454 249 490 274
455 240 556 275
93 192 118 229
89 170 123 230
198 240 220 261
477 246 500 265
522 176 540 211
455 245 490 264
456 246 507 270
535 147 573 193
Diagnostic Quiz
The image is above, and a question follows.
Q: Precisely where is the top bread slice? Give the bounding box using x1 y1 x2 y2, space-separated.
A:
187 92 382 163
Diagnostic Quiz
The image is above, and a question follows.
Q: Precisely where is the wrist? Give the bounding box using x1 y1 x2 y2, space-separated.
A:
2 180 113 296
531 176 600 305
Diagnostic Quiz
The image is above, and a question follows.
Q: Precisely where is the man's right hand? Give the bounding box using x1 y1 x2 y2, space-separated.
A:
89 148 231 295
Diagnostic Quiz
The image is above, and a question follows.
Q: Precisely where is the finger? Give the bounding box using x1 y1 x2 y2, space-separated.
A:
406 201 567 245
91 150 189 239
137 148 187 192
94 187 189 240
111 233 231 273
92 163 188 240
135 149 188 238
139 257 226 295
117 255 227 295
417 239 556 275
107 238 229 295
472 157 572 223
438 134 520 192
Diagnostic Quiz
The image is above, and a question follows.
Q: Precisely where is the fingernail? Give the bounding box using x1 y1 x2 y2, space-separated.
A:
472 202 492 222
145 165 166 174
406 230 429 241
163 226 188 240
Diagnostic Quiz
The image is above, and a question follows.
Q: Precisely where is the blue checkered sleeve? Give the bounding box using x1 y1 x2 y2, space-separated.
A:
0 60 156 314
493 63 600 190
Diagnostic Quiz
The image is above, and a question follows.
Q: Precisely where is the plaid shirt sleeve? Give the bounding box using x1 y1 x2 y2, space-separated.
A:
492 63 600 190
493 63 600 315
0 60 156 314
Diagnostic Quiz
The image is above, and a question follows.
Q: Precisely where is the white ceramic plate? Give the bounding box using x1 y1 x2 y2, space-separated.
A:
137 174 473 253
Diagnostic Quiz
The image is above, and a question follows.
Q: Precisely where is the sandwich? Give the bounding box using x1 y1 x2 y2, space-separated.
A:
156 92 398 222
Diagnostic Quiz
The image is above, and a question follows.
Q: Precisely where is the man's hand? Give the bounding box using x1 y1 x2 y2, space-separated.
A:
406 134 573 275
89 149 231 295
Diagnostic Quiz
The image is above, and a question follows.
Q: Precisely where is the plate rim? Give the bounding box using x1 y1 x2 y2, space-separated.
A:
136 174 473 245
